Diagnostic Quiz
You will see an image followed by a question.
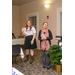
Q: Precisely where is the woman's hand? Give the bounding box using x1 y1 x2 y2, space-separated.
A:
44 37 47 40
22 27 25 32
22 27 26 35
31 33 36 45
41 37 46 40
41 37 44 40
31 40 34 45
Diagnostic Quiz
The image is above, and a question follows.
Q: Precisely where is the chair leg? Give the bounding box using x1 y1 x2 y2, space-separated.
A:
12 57 14 64
14 57 16 63
15 57 17 64
12 57 16 64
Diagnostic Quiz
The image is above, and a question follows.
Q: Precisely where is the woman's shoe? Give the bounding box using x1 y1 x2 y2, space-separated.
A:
43 66 45 68
24 55 29 62
30 56 34 64
47 68 50 69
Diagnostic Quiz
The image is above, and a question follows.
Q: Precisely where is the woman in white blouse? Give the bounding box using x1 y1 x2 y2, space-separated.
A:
22 20 37 64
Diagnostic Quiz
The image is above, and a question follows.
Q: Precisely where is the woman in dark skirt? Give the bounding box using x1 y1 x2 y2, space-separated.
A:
22 20 37 64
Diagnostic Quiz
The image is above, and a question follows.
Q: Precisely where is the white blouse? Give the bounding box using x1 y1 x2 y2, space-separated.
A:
24 26 36 36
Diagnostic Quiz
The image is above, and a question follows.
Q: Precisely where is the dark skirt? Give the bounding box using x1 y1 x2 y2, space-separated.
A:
24 35 37 50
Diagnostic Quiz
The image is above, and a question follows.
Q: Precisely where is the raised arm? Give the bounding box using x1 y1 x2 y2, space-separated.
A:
22 27 25 36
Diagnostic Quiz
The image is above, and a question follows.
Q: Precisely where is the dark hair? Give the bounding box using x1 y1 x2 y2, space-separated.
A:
26 20 32 30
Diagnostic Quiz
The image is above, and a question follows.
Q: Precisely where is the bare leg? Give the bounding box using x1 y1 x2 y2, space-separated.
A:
30 49 34 64
30 49 34 56
25 49 29 62
26 49 29 55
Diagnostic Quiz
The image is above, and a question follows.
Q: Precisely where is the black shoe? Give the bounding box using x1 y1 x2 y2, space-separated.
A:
47 68 50 69
43 66 45 68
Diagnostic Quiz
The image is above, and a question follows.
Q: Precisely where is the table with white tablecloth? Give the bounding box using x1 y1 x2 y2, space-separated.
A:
12 45 24 59
12 38 25 45
12 38 25 59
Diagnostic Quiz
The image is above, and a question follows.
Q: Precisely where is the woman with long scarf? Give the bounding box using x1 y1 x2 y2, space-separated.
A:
38 22 53 69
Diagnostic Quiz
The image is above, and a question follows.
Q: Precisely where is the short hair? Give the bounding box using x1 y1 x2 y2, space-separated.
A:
42 22 48 25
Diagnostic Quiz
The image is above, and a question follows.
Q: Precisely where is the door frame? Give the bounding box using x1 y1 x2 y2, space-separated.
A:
56 7 62 43
56 7 62 36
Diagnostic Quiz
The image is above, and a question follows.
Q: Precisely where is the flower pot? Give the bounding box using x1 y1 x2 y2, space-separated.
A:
55 65 62 73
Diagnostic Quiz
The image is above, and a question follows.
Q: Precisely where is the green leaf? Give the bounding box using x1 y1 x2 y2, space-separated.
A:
46 45 62 66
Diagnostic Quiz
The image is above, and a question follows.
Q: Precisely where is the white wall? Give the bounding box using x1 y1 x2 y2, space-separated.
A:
12 5 20 38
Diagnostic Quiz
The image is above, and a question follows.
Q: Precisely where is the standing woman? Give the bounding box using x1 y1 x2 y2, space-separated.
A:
38 22 53 69
22 20 37 64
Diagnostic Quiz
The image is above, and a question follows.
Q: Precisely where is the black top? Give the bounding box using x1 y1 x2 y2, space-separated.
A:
38 29 53 46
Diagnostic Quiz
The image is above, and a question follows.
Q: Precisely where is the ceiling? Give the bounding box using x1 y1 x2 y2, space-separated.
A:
12 0 35 6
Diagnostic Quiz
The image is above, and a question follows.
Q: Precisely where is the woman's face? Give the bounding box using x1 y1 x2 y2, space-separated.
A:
27 21 31 27
43 23 48 29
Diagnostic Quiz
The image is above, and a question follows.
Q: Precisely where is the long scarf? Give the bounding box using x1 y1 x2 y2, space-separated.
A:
41 28 50 51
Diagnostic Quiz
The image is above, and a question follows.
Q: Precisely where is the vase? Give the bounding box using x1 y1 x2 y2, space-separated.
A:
55 65 62 73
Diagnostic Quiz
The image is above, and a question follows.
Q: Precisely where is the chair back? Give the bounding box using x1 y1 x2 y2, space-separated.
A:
12 45 20 57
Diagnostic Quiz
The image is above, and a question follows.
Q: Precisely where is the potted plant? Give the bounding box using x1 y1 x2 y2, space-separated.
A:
45 45 62 73
12 34 15 39
12 33 16 39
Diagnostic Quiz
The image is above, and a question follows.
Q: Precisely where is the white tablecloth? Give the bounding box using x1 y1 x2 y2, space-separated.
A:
12 38 25 59
12 38 25 45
